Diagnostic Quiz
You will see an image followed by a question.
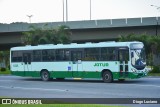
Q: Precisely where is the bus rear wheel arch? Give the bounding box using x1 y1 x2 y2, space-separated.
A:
102 70 113 83
40 70 51 81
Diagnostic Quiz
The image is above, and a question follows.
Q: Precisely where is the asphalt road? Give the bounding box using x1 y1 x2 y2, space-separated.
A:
0 75 160 98
1 76 160 107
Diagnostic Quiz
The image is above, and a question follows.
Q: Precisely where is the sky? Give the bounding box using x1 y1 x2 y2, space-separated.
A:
0 0 160 24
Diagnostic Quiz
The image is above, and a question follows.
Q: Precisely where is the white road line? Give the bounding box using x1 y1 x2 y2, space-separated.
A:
0 80 15 82
0 86 67 92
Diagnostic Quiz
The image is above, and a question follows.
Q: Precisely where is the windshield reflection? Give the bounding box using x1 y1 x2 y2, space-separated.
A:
131 48 146 67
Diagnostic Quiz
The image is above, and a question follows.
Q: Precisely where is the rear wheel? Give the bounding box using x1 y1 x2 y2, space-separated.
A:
102 71 113 83
41 70 51 81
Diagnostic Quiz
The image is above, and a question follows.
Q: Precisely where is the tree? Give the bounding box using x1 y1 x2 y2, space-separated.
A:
21 24 72 45
119 33 160 66
0 51 10 68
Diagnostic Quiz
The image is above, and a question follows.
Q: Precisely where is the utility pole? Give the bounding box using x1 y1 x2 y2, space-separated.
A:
90 0 92 20
151 5 160 36
62 0 65 22
27 15 33 23
66 0 68 21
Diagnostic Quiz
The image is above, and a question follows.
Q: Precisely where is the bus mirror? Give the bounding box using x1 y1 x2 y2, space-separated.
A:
131 52 134 58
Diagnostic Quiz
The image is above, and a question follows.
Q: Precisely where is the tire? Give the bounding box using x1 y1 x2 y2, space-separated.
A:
41 70 51 81
102 71 113 83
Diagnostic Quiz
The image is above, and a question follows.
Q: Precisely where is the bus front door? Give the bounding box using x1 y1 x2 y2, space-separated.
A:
23 53 32 76
118 49 129 78
71 51 83 77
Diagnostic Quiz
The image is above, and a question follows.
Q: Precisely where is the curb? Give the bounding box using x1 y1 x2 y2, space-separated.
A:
145 76 160 78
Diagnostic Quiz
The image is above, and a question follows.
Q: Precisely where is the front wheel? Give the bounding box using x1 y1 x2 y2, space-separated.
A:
102 71 113 83
41 70 51 81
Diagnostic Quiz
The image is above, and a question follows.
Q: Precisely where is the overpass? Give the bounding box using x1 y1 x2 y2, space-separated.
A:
0 17 160 50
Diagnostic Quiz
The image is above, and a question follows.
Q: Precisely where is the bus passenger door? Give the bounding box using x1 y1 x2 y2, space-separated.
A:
118 48 129 78
71 51 83 77
23 53 32 75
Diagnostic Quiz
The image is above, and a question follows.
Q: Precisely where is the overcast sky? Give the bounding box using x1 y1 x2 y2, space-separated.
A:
0 0 160 24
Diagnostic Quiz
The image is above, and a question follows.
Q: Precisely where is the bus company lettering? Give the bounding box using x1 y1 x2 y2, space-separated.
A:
94 63 109 67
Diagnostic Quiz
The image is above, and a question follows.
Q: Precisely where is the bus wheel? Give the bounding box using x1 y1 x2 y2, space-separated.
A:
102 71 113 83
41 70 50 81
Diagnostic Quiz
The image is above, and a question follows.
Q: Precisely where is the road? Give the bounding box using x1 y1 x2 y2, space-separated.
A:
1 76 160 107
0 75 160 98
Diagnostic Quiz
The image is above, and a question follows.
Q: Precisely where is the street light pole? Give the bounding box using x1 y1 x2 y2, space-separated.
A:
62 0 64 22
66 0 68 21
151 5 160 36
90 0 92 20
27 15 33 23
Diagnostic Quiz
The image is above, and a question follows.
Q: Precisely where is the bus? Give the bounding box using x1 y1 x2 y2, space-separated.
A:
10 41 148 83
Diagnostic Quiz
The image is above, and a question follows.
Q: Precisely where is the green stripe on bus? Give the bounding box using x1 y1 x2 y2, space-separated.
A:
11 71 147 79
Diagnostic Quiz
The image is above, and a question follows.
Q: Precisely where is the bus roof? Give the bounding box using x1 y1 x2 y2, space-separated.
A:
11 41 143 51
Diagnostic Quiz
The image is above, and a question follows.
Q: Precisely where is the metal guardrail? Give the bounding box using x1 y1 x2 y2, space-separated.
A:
0 17 159 33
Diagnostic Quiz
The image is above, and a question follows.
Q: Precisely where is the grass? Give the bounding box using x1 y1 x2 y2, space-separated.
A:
0 69 11 75
148 72 160 76
0 104 126 107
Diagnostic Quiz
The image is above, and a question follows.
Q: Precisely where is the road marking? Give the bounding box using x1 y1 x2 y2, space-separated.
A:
0 80 14 82
0 86 67 92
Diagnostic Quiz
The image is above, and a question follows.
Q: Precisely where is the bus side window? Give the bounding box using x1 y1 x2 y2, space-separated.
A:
23 54 27 64
28 54 31 64
119 49 129 63
12 51 23 62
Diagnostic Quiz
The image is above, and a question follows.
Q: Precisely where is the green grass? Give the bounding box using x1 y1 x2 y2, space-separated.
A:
148 72 160 76
0 104 126 107
0 69 11 75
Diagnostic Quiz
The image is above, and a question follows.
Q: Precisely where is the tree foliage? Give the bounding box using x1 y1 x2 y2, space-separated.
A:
119 33 160 66
21 24 72 45
0 51 10 68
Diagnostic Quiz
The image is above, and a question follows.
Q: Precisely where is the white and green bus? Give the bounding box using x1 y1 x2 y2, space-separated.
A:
10 41 148 83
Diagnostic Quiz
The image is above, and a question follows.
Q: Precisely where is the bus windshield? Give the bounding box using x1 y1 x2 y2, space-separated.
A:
131 48 146 70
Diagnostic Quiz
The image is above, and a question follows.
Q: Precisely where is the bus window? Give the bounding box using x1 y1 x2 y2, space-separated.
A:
71 51 82 61
84 48 99 61
118 49 129 63
23 53 31 64
42 50 55 61
101 47 116 61
11 51 23 62
33 50 41 62
56 50 70 61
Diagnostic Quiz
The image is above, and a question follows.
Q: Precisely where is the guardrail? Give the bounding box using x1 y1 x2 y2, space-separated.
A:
0 17 159 33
